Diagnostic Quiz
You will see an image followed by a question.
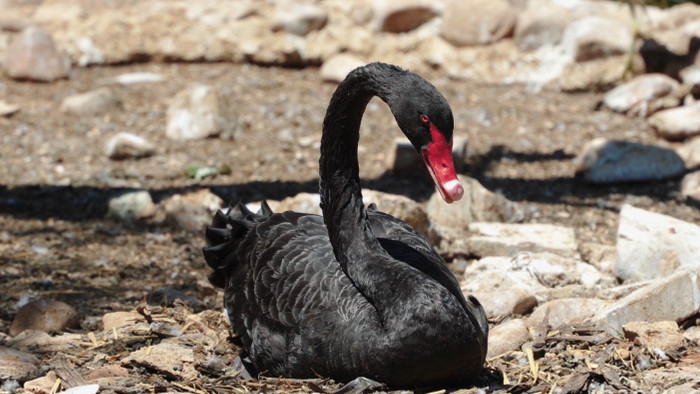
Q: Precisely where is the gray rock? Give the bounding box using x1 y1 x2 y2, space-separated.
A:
2 27 70 82
463 253 608 306
440 0 516 46
682 171 700 201
426 175 523 245
562 16 632 62
472 287 537 318
362 189 429 235
60 87 119 116
166 85 227 141
648 103 700 141
487 318 529 358
106 132 156 160
615 204 700 282
592 270 700 336
107 191 156 221
415 35 455 68
271 3 328 36
465 223 579 258
514 0 572 51
0 346 39 381
374 0 439 33
527 298 609 330
575 138 685 184
602 74 681 117
463 256 547 296
319 54 365 83
9 300 80 337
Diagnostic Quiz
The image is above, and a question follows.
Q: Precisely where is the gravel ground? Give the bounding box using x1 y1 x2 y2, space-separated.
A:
1 62 699 393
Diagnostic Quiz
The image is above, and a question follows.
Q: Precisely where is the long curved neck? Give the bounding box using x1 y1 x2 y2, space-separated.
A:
319 64 397 270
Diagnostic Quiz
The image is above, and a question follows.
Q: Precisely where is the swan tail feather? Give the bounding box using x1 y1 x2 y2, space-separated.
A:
203 201 274 288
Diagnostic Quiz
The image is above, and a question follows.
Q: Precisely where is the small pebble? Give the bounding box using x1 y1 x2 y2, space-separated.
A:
106 132 156 160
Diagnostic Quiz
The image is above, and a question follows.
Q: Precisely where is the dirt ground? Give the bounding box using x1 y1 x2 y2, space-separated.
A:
1 62 700 393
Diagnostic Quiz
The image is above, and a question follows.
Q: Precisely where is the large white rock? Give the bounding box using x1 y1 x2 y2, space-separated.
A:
166 85 228 141
648 102 700 141
592 270 700 336
2 27 70 82
440 0 516 46
562 16 632 62
575 138 685 184
463 253 607 297
463 252 614 319
465 223 579 258
602 74 681 117
615 204 700 282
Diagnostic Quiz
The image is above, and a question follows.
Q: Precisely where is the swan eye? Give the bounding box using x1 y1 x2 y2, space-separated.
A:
421 115 430 124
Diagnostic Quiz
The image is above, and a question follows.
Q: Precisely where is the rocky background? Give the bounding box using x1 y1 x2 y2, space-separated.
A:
1 0 700 393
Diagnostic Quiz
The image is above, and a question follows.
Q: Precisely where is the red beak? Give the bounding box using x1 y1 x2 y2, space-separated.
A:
421 124 463 204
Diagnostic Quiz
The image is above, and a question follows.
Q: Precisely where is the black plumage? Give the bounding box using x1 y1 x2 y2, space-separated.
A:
204 62 488 388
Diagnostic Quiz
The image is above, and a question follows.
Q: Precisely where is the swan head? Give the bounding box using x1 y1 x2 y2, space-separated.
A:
389 76 464 204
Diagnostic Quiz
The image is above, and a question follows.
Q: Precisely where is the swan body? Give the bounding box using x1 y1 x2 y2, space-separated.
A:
204 63 488 388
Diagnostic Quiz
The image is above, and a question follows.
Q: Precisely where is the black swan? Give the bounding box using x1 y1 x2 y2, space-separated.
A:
204 62 488 388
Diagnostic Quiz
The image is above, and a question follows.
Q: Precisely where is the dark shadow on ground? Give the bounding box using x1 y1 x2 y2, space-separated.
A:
0 144 692 223
464 144 686 208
